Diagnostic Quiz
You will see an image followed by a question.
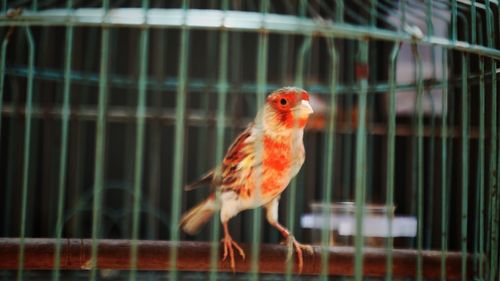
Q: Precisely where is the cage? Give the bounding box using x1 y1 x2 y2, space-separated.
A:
0 0 499 281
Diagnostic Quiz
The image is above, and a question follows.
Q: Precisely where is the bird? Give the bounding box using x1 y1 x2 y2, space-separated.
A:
180 87 314 273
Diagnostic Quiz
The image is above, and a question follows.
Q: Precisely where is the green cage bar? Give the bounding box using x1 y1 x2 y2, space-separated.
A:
129 0 149 280
460 52 469 281
52 1 73 280
319 36 338 281
413 43 424 281
440 48 449 281
16 25 35 281
354 40 368 281
89 0 110 280
386 41 401 281
169 1 190 279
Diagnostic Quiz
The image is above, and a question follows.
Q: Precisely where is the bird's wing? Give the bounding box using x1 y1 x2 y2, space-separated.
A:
183 123 258 192
219 124 260 193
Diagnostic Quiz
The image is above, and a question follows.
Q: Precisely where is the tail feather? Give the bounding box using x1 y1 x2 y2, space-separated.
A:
180 196 218 235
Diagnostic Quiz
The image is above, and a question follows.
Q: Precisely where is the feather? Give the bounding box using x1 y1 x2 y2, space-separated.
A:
180 196 218 235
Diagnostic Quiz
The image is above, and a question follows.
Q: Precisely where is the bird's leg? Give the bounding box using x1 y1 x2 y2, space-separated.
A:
269 221 313 273
222 222 245 272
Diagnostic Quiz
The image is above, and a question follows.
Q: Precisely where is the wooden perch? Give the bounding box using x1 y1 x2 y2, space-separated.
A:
0 238 472 278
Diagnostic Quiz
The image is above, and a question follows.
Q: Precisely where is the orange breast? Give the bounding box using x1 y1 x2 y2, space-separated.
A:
261 136 292 196
236 136 295 200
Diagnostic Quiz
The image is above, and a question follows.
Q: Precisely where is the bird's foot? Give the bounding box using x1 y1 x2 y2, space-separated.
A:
282 235 313 274
221 236 246 272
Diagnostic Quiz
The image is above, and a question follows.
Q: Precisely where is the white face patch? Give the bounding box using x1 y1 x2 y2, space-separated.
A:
300 100 313 114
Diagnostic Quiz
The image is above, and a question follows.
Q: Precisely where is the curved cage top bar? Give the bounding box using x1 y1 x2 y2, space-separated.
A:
1 8 499 59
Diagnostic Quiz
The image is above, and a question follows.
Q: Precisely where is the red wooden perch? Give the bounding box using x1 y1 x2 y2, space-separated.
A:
0 238 472 278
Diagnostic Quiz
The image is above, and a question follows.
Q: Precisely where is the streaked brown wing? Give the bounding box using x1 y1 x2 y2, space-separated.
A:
183 123 255 193
220 124 256 193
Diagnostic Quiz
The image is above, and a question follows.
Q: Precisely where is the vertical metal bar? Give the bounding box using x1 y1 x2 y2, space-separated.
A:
272 34 289 246
209 1 228 279
3 32 23 241
472 39 485 265
16 26 35 281
366 0 378 203
90 1 110 280
52 1 73 280
460 53 469 281
250 1 268 278
285 33 311 280
400 0 407 32
488 58 498 281
129 1 149 280
0 23 11 158
169 1 190 279
440 48 449 281
412 44 424 281
471 0 477 45
320 37 338 281
385 42 400 281
0 21 9 238
370 0 377 26
451 0 458 42
342 41 354 201
425 2 436 250
354 40 368 281
426 98 436 250
425 0 433 38
477 56 485 281
484 2 497 281
335 0 344 23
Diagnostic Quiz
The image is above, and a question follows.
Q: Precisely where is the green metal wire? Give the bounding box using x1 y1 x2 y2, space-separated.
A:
342 41 354 201
169 1 190 279
385 42 400 281
489 59 498 281
250 1 269 279
451 0 458 42
284 33 312 280
476 56 485 281
0 30 9 239
319 37 338 281
3 9 500 59
0 25 9 156
129 1 149 280
412 43 424 281
209 1 228 278
484 3 497 281
52 1 73 280
472 0 479 45
440 48 449 281
16 26 35 281
89 1 110 280
354 40 368 281
460 53 469 281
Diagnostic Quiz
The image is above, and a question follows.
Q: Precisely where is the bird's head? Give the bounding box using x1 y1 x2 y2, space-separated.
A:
259 87 314 133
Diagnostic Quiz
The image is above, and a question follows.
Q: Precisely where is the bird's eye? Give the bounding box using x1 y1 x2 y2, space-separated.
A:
280 98 287 105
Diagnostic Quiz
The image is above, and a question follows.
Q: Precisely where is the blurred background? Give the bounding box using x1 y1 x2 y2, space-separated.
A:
0 0 499 280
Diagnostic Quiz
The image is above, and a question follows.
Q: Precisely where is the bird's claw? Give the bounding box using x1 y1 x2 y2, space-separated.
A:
282 235 312 274
221 237 246 272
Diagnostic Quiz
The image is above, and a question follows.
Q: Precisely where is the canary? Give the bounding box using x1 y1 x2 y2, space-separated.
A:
180 87 314 272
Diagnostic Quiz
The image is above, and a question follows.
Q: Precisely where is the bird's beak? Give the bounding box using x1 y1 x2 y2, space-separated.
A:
300 100 314 115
